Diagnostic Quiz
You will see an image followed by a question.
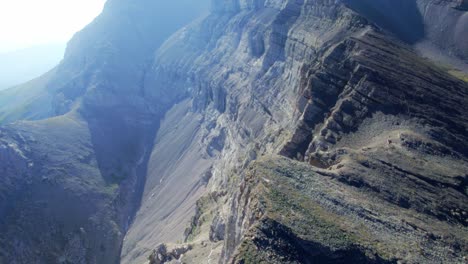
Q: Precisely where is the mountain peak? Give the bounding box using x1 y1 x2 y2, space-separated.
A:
0 1 467 263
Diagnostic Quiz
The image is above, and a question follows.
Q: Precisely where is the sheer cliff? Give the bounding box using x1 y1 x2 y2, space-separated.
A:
0 0 209 263
122 0 468 263
0 0 467 264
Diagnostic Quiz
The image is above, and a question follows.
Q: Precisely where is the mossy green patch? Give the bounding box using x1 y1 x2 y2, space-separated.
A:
448 70 468 83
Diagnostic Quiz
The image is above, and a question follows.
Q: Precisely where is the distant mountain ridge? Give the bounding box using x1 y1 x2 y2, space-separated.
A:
0 43 65 90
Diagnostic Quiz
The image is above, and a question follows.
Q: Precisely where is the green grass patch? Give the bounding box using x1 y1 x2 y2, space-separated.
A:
448 70 468 83
422 58 468 83
184 195 215 242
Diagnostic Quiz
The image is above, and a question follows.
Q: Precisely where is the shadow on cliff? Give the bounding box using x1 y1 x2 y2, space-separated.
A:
344 0 425 44
83 105 163 228
261 0 304 71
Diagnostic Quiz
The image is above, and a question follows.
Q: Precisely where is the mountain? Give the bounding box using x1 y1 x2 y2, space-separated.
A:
0 43 65 91
0 0 467 264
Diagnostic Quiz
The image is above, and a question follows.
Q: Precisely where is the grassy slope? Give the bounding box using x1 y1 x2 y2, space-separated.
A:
233 153 468 264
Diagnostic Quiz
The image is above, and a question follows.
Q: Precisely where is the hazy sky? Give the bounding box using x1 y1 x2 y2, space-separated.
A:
0 0 106 53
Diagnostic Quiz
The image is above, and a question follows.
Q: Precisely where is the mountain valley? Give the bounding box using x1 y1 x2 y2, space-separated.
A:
0 0 467 263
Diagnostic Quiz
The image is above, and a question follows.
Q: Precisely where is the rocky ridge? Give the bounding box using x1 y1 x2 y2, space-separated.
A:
0 0 467 264
0 0 209 263
121 0 467 263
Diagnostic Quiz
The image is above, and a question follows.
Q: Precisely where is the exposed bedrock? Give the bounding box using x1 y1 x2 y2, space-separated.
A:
0 0 467 264
122 0 467 263
126 1 467 262
344 0 468 60
0 1 210 263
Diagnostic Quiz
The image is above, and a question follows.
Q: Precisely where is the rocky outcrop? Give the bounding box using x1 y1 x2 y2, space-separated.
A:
148 244 192 264
230 155 467 263
0 1 209 263
0 116 125 264
121 0 467 263
0 0 210 126
457 0 468 10
344 0 468 61
0 0 467 264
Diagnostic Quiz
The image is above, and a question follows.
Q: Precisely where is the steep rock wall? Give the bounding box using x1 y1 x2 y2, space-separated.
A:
121 0 468 263
345 0 468 61
0 1 467 263
0 1 210 263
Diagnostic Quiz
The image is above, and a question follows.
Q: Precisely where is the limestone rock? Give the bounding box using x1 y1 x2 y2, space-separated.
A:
0 1 467 264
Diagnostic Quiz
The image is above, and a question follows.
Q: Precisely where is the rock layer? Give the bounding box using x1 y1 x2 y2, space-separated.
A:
0 1 209 263
0 0 467 264
121 0 468 263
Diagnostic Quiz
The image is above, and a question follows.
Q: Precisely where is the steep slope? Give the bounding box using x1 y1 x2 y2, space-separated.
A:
0 114 125 263
0 0 467 264
121 0 468 263
344 0 468 83
0 0 209 263
345 0 468 60
0 0 210 125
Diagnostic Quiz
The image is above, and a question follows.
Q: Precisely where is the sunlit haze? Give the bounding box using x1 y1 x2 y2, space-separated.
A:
0 0 106 53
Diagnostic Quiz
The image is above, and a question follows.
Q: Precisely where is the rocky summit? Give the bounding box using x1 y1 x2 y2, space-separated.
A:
0 0 467 264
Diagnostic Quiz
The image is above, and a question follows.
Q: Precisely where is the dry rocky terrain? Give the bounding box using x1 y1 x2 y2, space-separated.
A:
0 0 467 263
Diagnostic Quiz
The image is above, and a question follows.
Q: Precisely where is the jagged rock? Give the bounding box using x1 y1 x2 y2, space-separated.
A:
0 0 467 264
210 214 226 242
148 244 192 264
0 1 210 263
148 244 168 264
455 0 468 10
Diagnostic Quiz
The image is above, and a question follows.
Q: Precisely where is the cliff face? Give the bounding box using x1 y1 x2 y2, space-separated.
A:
344 0 468 60
0 1 209 263
0 0 210 125
122 0 468 263
0 0 467 264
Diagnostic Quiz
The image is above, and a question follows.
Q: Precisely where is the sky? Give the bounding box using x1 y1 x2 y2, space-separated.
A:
0 0 106 54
